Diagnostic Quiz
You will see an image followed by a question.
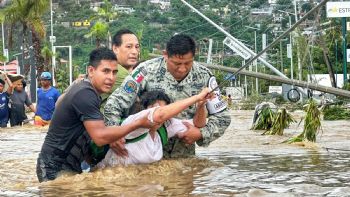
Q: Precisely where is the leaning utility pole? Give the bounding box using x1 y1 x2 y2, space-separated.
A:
180 0 287 79
205 63 350 98
180 0 330 84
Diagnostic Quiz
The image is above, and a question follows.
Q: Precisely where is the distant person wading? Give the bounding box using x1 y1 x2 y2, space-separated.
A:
35 72 60 126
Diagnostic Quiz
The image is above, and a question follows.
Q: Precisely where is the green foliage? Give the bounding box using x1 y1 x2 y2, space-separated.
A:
343 82 350 91
2 0 343 95
251 107 276 130
41 43 53 70
286 99 322 143
0 53 6 62
96 0 117 23
84 21 108 48
323 105 350 120
55 65 69 93
55 63 80 93
251 0 268 8
263 108 295 135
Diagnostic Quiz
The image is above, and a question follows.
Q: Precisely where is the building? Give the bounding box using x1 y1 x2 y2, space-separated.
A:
0 60 19 74
149 0 170 10
112 5 135 14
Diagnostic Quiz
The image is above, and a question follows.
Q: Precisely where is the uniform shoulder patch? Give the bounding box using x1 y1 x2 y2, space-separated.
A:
123 80 138 93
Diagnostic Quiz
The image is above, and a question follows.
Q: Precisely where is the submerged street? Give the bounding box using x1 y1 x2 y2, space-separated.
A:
1 110 350 196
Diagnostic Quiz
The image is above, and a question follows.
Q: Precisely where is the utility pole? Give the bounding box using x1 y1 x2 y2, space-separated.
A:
245 25 259 93
280 40 284 72
243 59 247 98
255 30 258 93
276 10 295 80
1 22 6 71
180 0 288 79
205 63 350 98
294 0 303 101
294 0 302 80
207 39 213 64
342 17 347 82
335 39 338 85
50 0 57 86
289 15 294 80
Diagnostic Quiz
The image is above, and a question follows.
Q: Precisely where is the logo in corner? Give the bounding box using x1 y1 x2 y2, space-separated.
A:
327 6 338 13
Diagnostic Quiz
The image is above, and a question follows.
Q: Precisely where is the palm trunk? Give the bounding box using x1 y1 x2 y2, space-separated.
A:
7 23 13 50
22 24 30 76
32 29 44 77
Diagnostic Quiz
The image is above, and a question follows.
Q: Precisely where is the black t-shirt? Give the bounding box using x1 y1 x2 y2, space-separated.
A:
40 80 104 171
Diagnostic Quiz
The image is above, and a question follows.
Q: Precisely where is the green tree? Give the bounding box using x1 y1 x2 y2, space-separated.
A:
0 0 49 76
84 21 108 48
41 43 53 71
88 0 117 48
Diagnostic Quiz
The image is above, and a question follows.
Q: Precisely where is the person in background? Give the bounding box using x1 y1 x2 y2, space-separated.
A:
104 34 231 158
0 72 13 127
34 72 60 126
227 94 233 109
57 29 140 109
36 47 153 182
9 79 36 126
100 29 140 105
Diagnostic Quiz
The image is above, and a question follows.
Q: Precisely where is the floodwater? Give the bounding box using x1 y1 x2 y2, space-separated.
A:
1 110 350 197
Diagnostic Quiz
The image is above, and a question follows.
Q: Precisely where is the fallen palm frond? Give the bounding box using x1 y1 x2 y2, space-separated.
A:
286 99 322 143
251 107 276 130
263 108 296 135
323 105 350 120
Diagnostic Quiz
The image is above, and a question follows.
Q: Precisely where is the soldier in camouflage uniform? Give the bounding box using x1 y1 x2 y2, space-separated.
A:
104 34 231 158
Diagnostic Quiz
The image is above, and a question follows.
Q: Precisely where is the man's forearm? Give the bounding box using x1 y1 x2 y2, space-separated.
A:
196 109 231 147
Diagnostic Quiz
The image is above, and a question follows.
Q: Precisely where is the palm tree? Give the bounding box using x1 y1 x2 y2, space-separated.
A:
87 0 117 48
0 0 49 75
41 43 53 71
84 21 108 48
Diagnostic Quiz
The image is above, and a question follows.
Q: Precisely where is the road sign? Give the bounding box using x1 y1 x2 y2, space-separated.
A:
269 86 282 94
326 2 350 18
223 37 252 60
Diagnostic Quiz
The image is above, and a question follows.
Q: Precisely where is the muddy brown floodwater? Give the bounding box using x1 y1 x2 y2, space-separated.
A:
1 110 350 196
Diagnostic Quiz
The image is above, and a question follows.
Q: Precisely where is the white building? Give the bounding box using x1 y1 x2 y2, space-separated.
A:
113 5 135 14
308 74 350 89
149 0 170 10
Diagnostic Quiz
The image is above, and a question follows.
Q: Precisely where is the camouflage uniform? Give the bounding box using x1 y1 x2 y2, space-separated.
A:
104 57 231 158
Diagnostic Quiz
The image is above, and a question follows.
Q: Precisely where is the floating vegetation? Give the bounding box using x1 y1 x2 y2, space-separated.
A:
323 105 350 120
263 108 295 136
286 99 322 143
251 106 276 130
